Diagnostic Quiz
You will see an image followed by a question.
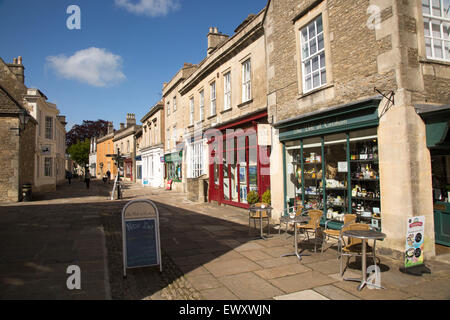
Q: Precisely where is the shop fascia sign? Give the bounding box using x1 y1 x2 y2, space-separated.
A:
295 119 348 135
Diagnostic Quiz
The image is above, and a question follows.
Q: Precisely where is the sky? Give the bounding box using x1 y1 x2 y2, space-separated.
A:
0 0 267 130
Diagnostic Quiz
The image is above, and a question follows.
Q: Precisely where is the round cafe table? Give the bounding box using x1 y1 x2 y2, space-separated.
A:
281 215 311 261
342 229 386 291
249 205 273 240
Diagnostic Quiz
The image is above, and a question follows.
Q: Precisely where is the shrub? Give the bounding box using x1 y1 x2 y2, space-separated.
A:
247 190 260 205
262 190 271 205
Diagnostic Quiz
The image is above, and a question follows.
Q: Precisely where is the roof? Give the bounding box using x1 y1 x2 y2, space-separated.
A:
140 101 164 123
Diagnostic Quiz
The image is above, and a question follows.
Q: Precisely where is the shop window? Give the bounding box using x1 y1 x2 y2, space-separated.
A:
284 127 381 230
166 160 182 182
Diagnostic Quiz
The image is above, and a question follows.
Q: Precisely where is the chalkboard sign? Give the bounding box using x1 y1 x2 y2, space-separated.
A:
122 200 162 276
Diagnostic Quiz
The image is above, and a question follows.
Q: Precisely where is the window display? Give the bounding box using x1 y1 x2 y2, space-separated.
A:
284 127 381 230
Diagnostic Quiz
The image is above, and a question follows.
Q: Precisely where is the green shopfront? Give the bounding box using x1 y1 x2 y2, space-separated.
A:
276 97 383 231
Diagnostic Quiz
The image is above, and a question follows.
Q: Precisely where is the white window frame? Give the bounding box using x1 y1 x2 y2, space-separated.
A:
173 96 177 112
190 97 194 125
300 14 327 93
242 59 252 102
45 116 53 140
422 0 450 62
224 72 231 110
210 82 216 116
167 101 170 116
44 157 52 177
189 141 204 178
200 90 205 120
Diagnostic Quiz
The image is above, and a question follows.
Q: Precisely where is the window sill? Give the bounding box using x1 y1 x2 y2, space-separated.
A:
238 99 253 108
419 57 450 67
187 124 194 129
297 83 334 100
220 108 232 115
207 114 217 120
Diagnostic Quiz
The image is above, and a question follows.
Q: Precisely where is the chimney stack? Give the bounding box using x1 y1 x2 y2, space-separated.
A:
207 27 229 57
126 113 136 128
8 56 25 84
107 122 114 134
120 123 125 130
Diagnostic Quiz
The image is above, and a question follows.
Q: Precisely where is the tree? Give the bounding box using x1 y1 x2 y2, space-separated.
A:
67 139 90 170
66 120 109 150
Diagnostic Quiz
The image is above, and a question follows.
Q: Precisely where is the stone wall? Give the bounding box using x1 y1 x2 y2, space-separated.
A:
20 120 36 190
0 117 20 202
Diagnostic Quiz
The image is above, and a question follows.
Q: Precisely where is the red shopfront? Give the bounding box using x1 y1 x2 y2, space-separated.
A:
208 112 271 209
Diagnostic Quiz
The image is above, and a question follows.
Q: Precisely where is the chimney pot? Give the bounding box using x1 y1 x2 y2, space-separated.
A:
18 56 22 65
13 58 17 64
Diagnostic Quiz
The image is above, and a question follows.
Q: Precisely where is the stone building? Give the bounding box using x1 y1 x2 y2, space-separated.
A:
162 63 198 192
24 89 66 191
178 11 271 208
264 0 450 259
139 101 165 188
0 56 37 202
96 122 117 180
113 114 141 182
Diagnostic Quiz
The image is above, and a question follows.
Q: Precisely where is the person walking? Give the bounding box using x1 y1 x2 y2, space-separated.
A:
66 171 73 185
106 170 111 184
84 170 91 189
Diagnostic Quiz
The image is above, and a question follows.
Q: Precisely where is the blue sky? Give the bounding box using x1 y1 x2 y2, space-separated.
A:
0 0 267 130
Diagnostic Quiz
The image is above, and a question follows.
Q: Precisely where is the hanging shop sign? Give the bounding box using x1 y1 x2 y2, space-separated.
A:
122 199 162 277
405 216 425 269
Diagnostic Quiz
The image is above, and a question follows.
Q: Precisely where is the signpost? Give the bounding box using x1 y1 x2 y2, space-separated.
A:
122 199 162 277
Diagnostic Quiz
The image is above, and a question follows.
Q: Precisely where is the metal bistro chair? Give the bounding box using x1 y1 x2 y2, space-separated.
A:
321 214 357 255
279 205 305 238
339 222 379 277
249 203 271 235
297 209 323 253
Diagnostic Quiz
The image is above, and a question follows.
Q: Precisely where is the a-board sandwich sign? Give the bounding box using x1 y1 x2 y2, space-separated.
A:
122 199 162 277
405 216 425 269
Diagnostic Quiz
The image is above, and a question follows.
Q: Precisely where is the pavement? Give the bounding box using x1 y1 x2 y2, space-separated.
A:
1 179 449 300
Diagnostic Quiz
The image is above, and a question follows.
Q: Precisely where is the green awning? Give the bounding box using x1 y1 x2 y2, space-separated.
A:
275 97 381 142
415 104 450 149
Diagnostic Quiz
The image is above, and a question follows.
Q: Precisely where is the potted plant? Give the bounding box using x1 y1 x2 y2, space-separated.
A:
247 190 260 206
262 189 271 205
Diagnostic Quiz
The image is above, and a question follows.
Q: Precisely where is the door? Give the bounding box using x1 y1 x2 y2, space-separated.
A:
209 141 221 203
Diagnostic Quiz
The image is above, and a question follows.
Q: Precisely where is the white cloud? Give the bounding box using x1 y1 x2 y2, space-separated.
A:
46 47 126 87
115 0 180 17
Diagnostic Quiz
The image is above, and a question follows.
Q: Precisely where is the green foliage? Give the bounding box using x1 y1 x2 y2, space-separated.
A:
67 139 90 169
247 190 260 205
262 189 271 205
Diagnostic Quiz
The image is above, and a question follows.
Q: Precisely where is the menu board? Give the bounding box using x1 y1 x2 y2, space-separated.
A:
125 219 159 268
405 216 425 268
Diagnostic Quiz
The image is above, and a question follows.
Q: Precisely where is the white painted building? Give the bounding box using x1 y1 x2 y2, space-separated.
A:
24 88 66 192
89 137 97 178
140 102 165 188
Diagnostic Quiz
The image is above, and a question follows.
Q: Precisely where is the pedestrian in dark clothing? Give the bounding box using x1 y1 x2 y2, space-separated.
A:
106 170 111 184
85 171 91 189
66 171 73 184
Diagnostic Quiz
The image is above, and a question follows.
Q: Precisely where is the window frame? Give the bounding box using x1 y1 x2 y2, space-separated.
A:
189 97 194 126
242 59 252 103
45 116 53 140
421 0 450 62
199 89 205 120
210 81 217 116
224 72 232 110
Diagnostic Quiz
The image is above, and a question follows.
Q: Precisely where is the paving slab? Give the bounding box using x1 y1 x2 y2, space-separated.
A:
269 271 337 294
199 286 240 300
274 289 329 300
254 263 311 280
218 272 284 300
185 274 223 291
313 285 361 300
204 258 262 278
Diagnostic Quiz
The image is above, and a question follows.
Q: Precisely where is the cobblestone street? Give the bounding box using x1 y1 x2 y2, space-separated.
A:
1 179 450 300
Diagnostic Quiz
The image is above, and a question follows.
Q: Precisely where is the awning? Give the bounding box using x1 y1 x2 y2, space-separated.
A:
415 104 450 150
275 96 381 142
